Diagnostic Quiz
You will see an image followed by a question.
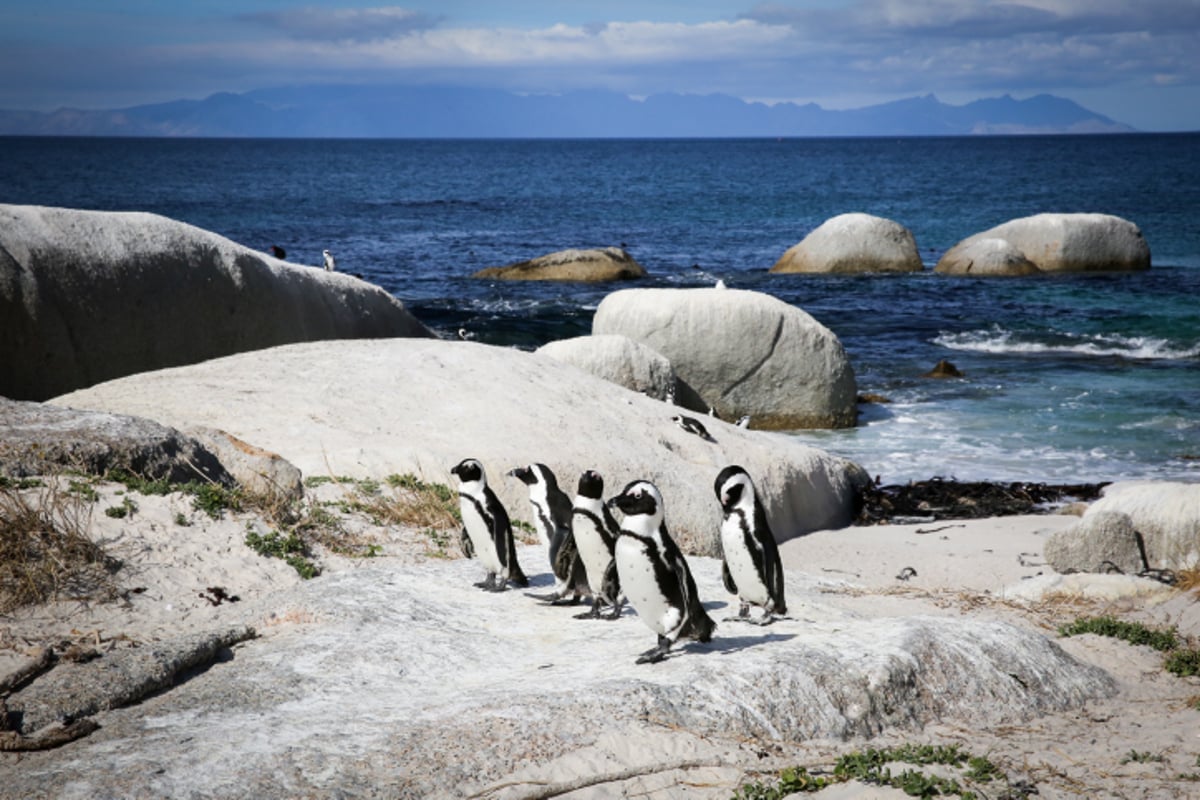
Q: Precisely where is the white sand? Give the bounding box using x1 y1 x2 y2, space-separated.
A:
2 483 1198 799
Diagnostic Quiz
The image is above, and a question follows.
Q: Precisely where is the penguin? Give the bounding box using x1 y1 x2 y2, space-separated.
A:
672 414 714 442
735 415 752 429
714 465 786 624
508 463 588 605
450 458 528 592
322 249 337 272
608 480 716 664
270 244 286 260
570 470 624 620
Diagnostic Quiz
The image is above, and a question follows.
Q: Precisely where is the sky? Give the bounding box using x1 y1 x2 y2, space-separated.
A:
2 1 1198 131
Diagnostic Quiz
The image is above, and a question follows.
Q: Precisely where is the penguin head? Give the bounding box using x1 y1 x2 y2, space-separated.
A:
576 469 604 500
714 465 754 511
607 480 663 518
451 458 485 487
507 464 536 485
507 463 557 488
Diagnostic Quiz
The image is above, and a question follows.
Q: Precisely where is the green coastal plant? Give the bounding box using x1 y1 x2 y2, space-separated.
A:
1057 616 1178 651
1060 615 1200 679
733 744 1008 800
244 527 319 579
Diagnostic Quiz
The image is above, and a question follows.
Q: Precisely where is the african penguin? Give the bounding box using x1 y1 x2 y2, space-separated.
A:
322 249 337 272
672 414 715 442
450 458 528 592
608 480 715 664
508 463 588 605
570 470 624 620
714 465 786 624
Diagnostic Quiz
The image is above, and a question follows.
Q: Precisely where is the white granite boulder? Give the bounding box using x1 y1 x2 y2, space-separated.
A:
472 246 647 281
52 338 869 554
939 213 1150 274
0 204 433 401
592 288 857 429
0 557 1115 798
770 213 923 274
934 237 1042 277
1044 510 1144 575
1079 482 1200 569
536 334 675 400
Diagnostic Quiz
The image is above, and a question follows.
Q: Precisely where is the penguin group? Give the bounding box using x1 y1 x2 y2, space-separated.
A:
449 457 788 665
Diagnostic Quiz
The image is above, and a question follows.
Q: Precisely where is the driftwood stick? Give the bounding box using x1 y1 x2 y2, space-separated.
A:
469 758 723 800
0 647 55 696
0 718 100 751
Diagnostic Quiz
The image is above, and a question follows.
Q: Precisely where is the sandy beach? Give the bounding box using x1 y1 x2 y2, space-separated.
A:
3 474 1197 799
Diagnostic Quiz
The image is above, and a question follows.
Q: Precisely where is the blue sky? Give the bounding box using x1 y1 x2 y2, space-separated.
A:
2 1 1197 130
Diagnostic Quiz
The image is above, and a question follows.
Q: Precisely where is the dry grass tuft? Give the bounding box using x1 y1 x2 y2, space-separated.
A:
0 476 121 614
1175 567 1200 596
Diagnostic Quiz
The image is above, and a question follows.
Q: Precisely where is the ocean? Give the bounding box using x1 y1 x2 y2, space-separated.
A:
2 134 1198 485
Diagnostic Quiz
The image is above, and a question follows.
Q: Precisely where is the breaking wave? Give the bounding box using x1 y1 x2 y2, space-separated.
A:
934 326 1200 361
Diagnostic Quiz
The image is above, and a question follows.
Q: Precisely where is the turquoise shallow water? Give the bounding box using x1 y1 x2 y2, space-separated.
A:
2 134 1197 484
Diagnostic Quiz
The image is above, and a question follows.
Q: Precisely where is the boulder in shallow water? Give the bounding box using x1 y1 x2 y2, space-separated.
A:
935 237 1042 276
592 288 858 429
0 204 433 401
940 213 1149 274
770 213 923 274
472 246 647 282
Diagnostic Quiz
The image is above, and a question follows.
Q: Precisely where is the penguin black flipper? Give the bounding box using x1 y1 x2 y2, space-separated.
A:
661 526 715 643
550 530 585 603
460 528 475 559
752 500 787 615
485 486 527 589
721 559 737 596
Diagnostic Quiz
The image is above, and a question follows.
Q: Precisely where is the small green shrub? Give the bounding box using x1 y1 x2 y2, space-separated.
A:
733 744 1005 800
1121 750 1165 764
244 529 319 579
1165 647 1200 677
1058 616 1179 652
104 497 138 519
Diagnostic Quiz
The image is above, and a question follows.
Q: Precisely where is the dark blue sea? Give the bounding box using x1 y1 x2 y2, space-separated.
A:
2 134 1198 485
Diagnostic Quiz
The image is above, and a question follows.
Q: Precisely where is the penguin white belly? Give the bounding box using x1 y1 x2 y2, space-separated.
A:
616 537 681 636
461 502 503 574
721 520 769 606
573 516 613 594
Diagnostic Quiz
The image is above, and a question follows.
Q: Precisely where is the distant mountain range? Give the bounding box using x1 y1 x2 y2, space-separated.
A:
0 85 1136 138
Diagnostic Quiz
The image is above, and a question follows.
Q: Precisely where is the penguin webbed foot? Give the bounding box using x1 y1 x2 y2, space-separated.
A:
474 573 497 591
573 600 604 620
549 593 583 606
723 602 753 623
636 636 671 665
603 601 625 620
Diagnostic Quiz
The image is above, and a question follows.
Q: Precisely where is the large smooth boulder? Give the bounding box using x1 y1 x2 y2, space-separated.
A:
1077 482 1200 569
938 213 1150 274
0 204 433 401
934 237 1042 277
770 213 923 274
535 334 705 410
591 288 857 429
471 246 647 281
52 338 869 554
0 558 1114 798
